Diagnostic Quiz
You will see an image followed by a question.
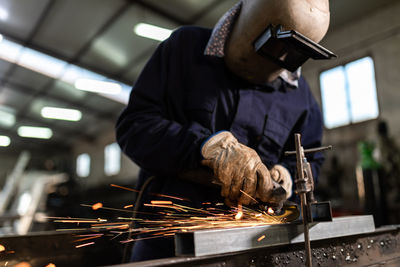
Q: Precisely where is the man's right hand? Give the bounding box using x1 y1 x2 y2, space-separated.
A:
200 131 286 206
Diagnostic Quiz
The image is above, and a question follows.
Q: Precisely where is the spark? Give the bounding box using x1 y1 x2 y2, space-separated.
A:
74 233 104 237
54 219 104 223
92 203 103 210
73 235 104 243
150 200 173 205
46 216 107 222
124 204 133 209
52 217 107 224
240 190 258 203
143 203 186 212
12 263 30 267
80 204 133 213
110 184 139 192
267 207 275 215
110 184 188 201
75 242 95 248
56 228 91 231
257 235 266 242
152 193 189 201
235 204 243 220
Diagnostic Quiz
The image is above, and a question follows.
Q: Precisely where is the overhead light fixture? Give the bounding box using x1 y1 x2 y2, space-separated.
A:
17 47 67 79
17 126 53 139
0 135 10 147
74 78 122 94
0 106 16 128
0 34 3 43
41 107 82 121
0 35 131 104
134 23 172 42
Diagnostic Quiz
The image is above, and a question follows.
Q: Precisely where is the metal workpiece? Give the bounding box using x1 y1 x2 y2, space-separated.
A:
0 231 122 267
111 224 400 267
174 215 375 257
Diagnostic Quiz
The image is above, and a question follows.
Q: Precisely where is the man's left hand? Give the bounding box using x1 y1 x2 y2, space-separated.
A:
270 165 292 199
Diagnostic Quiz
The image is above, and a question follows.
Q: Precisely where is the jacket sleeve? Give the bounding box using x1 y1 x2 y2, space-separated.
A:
280 83 325 184
116 29 211 176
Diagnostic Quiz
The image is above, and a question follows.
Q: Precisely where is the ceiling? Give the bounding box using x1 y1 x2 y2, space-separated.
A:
0 0 397 151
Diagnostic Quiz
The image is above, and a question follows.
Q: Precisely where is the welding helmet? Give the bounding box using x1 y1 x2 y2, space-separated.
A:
224 0 336 84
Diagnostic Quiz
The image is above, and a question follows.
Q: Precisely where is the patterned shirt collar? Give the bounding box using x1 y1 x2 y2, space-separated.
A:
204 1 300 88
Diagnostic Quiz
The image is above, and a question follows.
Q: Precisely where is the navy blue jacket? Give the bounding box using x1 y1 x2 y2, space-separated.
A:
116 26 324 205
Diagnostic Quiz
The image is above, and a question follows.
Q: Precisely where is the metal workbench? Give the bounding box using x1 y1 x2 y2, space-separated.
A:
109 216 400 267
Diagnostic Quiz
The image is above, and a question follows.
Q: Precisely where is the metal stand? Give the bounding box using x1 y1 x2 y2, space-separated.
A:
285 133 332 267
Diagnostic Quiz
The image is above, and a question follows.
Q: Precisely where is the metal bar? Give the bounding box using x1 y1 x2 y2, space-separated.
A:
284 145 332 156
294 133 312 267
114 224 399 267
175 215 375 257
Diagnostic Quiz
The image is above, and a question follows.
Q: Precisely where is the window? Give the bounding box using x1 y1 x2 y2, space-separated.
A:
104 142 121 176
76 153 90 177
320 57 379 129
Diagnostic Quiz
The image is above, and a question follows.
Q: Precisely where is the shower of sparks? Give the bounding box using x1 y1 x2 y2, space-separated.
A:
52 184 288 249
57 201 285 246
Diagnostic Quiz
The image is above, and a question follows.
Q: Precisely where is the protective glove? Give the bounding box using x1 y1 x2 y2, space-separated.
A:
270 165 293 199
201 131 285 205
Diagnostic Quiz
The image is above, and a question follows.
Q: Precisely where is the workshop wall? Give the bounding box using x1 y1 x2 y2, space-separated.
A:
72 128 140 189
302 1 400 210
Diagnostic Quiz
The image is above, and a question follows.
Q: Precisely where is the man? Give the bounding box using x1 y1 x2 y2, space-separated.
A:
116 0 333 262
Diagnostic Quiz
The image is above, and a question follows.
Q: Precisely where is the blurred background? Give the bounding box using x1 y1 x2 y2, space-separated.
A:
0 0 400 265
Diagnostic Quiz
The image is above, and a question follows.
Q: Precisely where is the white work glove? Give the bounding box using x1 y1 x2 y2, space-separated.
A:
270 165 293 199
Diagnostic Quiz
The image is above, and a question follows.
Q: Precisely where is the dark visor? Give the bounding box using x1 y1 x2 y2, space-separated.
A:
254 25 337 72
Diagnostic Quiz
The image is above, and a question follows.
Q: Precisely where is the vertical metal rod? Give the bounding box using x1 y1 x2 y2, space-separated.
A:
294 134 312 267
301 194 312 267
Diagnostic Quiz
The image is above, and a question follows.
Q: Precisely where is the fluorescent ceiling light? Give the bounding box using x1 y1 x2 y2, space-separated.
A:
74 78 121 94
41 107 82 121
17 126 53 139
134 23 172 41
0 34 3 43
0 135 10 147
0 106 16 128
61 64 103 85
0 38 21 62
0 36 131 104
18 47 67 79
